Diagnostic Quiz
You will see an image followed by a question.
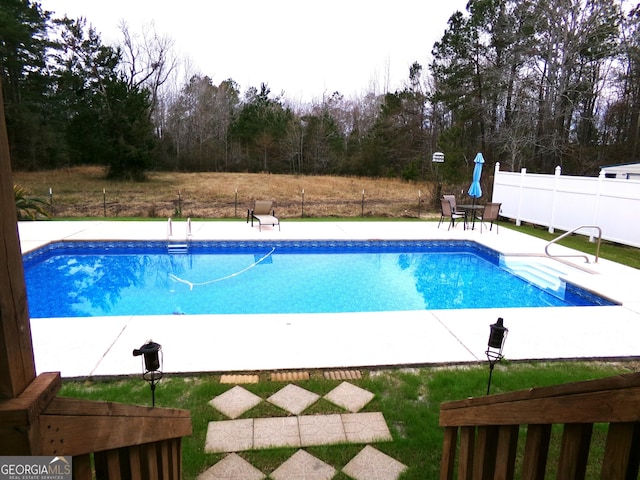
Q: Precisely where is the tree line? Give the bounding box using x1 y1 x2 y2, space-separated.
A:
2 0 639 183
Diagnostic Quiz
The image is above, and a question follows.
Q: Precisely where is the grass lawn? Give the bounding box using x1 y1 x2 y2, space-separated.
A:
60 361 637 479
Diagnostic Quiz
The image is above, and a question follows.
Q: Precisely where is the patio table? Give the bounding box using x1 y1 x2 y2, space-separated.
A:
458 204 484 230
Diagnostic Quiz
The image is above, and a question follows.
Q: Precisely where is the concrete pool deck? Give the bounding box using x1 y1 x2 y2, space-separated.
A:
18 219 640 378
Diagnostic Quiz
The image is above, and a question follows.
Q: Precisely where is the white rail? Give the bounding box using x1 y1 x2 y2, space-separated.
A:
544 225 602 263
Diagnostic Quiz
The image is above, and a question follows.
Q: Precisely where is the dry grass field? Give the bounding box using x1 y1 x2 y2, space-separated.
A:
13 166 442 219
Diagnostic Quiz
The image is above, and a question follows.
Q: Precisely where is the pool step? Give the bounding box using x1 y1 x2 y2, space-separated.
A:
501 258 567 294
167 242 189 253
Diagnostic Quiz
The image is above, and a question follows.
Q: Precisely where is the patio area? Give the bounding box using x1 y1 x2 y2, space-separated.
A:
19 220 640 378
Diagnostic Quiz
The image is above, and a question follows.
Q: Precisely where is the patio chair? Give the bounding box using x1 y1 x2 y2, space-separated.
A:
475 202 501 233
438 197 466 230
443 194 460 212
248 200 280 231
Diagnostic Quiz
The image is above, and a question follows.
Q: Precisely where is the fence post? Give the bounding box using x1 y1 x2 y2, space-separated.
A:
591 171 605 242
493 163 500 205
361 189 365 217
548 166 561 233
515 168 526 226
301 189 305 218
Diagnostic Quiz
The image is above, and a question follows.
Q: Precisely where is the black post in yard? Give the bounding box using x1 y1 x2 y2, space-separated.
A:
485 318 508 395
234 188 238 217
103 188 106 217
361 189 365 217
487 361 496 395
133 341 163 407
301 189 305 218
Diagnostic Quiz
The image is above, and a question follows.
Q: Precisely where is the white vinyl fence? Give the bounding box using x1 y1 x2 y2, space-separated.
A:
491 163 640 248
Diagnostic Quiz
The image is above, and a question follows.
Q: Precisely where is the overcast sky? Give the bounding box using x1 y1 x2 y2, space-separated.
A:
39 0 469 102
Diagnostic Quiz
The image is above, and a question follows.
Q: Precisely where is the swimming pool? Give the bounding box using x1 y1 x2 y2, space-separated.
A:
23 240 615 318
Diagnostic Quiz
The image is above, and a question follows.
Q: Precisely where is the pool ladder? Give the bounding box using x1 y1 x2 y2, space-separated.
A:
167 217 192 253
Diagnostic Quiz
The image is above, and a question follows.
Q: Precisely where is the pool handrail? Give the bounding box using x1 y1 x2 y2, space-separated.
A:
544 225 601 263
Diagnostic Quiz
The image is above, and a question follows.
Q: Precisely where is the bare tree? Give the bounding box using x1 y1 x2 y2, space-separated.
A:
118 21 178 118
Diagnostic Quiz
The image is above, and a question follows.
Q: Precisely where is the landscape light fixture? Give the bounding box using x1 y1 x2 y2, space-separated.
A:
133 340 163 406
485 318 508 395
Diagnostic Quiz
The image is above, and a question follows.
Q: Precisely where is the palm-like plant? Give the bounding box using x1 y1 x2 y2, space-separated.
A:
14 184 50 220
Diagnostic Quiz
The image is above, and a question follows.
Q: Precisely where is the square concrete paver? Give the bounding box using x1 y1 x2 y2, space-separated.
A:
209 385 262 419
342 445 407 480
205 419 254 453
299 414 347 447
324 381 375 412
268 384 320 415
342 412 392 443
253 416 301 449
270 449 336 480
197 453 266 480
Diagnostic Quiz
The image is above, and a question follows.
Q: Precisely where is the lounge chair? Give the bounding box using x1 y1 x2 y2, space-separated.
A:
247 200 280 231
475 202 501 233
438 197 466 230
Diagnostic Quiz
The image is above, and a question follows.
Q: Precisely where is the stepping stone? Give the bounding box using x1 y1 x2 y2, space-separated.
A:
299 414 346 447
342 412 393 443
270 450 336 480
220 374 259 384
268 384 320 415
271 371 309 382
209 385 262 419
342 445 407 480
253 417 301 449
324 370 362 380
324 381 375 412
205 419 254 453
197 453 265 480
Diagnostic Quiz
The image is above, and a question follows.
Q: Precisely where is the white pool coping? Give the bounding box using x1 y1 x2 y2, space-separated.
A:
19 220 640 378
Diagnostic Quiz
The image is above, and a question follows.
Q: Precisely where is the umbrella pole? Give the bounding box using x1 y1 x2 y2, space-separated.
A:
471 197 476 229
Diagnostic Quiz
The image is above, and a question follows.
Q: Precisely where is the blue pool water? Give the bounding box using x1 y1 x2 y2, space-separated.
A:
23 240 615 318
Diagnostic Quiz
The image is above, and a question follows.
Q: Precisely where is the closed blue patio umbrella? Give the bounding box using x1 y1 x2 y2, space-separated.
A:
468 152 485 207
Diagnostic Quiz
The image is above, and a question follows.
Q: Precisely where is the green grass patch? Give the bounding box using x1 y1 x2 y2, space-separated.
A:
59 361 636 479
505 222 640 269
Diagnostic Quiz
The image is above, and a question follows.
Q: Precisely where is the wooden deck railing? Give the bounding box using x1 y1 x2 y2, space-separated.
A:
439 371 640 480
0 372 192 479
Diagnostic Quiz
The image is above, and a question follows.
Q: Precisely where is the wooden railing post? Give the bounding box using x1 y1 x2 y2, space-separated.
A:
601 422 640 479
473 425 499 479
558 423 593 479
522 424 552 480
0 78 37 401
440 427 458 480
495 425 519 479
458 426 475 480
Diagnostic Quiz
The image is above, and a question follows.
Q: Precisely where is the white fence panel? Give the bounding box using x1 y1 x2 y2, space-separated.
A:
491 163 640 248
